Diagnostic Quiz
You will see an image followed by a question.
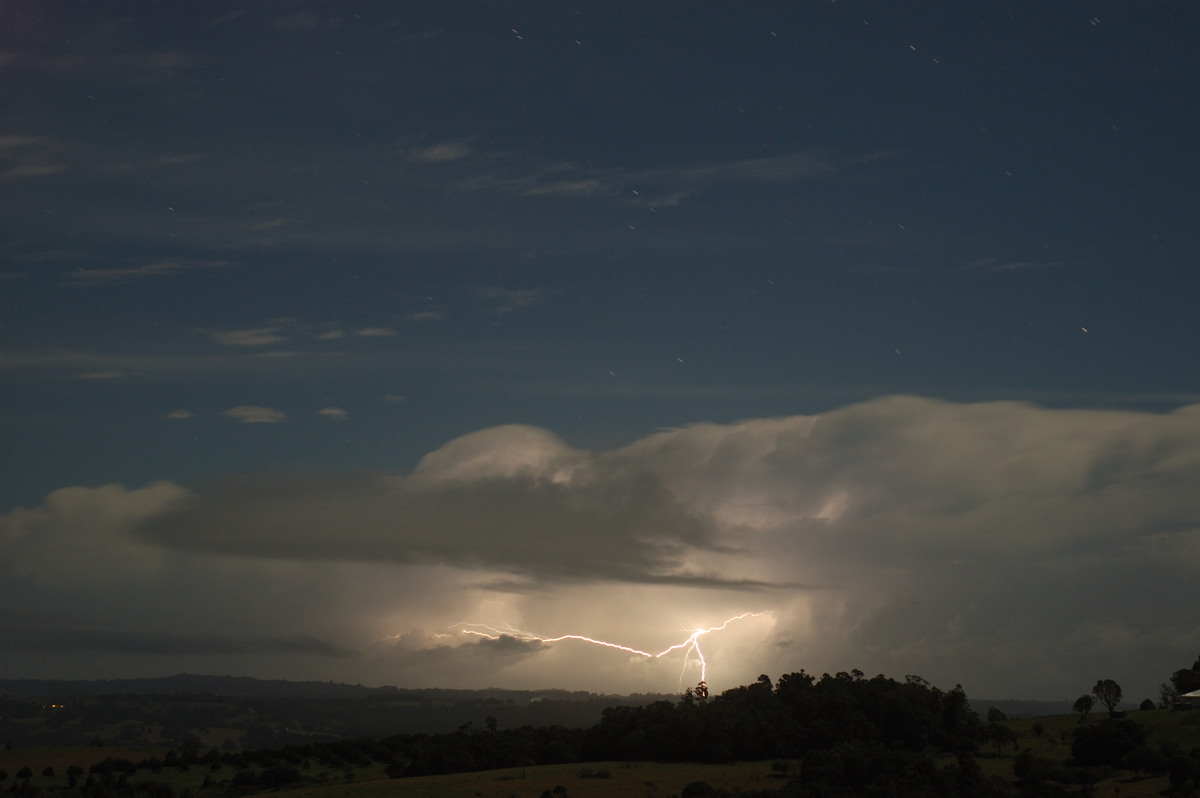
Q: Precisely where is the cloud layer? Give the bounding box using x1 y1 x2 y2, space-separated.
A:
3 397 1198 699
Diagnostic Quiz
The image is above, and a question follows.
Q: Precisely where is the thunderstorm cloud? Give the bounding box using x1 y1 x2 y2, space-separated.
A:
3 397 1199 698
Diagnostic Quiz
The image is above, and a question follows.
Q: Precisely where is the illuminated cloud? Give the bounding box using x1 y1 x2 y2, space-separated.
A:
167 409 194 420
0 481 373 679
317 407 348 421
3 398 1199 697
223 405 287 424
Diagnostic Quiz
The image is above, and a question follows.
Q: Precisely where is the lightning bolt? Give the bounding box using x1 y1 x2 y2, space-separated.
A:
454 611 768 688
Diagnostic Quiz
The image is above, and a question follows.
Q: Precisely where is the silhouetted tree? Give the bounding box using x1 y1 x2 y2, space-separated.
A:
1170 654 1200 696
981 715 1017 757
1092 679 1122 717
1073 694 1093 720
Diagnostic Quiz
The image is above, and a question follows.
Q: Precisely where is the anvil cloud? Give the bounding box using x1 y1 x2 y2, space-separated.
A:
4 398 1198 699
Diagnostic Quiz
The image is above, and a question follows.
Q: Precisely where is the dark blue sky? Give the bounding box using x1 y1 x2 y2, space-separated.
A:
2 2 1198 698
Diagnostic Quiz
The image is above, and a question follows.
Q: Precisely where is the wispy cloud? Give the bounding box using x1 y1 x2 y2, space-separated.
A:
317 407 348 421
100 153 202 175
210 324 292 347
522 178 606 197
0 134 68 181
76 370 137 380
273 11 340 32
16 49 208 85
206 320 401 346
166 409 194 420
61 258 229 287
2 163 67 180
412 142 472 163
476 287 549 314
0 135 47 150
447 150 842 208
223 405 287 424
962 257 1063 273
639 151 838 188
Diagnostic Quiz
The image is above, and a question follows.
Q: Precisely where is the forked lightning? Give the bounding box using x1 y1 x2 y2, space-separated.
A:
455 611 768 687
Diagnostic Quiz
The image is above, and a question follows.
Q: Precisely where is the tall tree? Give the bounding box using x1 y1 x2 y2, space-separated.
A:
1169 655 1200 695
1092 679 1123 717
1160 683 1180 709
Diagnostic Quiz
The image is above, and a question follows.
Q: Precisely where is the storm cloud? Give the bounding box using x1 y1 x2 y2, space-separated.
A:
3 397 1199 698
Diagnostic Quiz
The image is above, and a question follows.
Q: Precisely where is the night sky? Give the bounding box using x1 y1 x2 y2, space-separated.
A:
3 1 1199 702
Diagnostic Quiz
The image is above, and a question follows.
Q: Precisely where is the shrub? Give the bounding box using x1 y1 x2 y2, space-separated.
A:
681 782 715 798
1071 719 1145 766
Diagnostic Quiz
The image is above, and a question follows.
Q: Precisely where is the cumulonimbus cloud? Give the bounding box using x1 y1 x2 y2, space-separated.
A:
4 396 1199 697
135 424 726 586
137 398 1200 585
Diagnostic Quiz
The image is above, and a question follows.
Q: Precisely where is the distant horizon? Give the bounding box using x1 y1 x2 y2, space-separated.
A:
0 669 1115 712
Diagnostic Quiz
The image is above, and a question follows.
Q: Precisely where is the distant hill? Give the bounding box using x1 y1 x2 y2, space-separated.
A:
0 674 677 747
0 673 660 703
0 673 383 700
0 674 1075 716
968 697 1074 718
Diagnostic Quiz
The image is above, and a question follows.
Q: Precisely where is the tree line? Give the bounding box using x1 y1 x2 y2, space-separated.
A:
5 663 1200 798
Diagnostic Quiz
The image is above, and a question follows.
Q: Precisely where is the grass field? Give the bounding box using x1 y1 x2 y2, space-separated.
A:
265 761 784 798
0 750 782 798
0 746 159 774
3 708 1197 798
971 707 1200 797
